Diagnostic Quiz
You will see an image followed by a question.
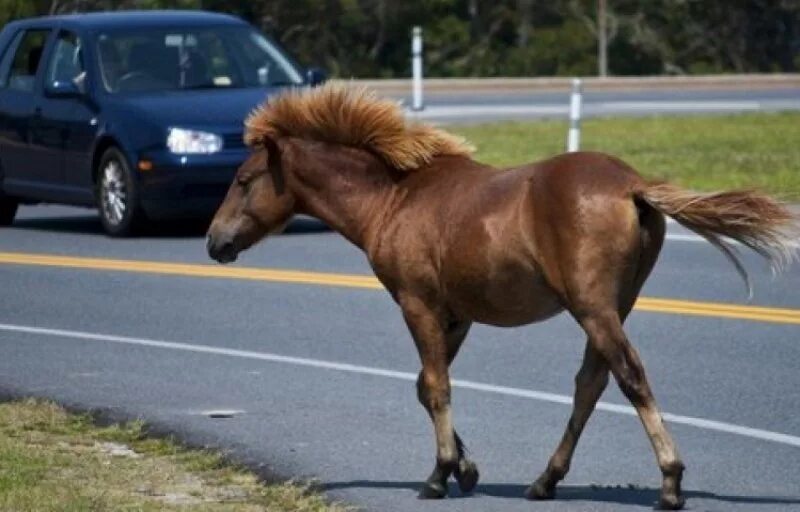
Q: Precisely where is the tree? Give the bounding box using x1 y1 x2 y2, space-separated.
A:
2 0 797 77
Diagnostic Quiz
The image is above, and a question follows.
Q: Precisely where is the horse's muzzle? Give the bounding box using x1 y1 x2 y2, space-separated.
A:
206 233 238 264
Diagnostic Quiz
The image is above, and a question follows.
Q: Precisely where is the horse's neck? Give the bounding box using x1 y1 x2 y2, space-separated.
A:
285 140 396 249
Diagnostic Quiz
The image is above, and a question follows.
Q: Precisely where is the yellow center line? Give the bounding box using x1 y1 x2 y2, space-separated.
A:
1 251 799 325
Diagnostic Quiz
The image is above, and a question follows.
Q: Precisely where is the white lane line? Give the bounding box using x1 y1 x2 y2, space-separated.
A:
409 100 771 119
2 323 799 448
597 101 762 111
666 233 708 243
411 105 568 118
666 233 800 248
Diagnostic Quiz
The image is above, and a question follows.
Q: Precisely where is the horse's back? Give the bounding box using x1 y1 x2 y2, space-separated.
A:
521 151 646 196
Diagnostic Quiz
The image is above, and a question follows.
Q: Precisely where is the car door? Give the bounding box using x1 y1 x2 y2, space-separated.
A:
39 28 97 204
0 27 56 197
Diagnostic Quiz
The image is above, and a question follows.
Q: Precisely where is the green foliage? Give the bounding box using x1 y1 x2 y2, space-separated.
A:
2 0 798 78
504 20 597 77
0 0 37 28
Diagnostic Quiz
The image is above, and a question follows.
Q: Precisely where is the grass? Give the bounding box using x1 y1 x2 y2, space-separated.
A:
0 398 345 512
451 112 800 199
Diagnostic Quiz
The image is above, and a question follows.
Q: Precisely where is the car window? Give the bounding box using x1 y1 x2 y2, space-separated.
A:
2 29 49 93
45 31 86 91
0 31 25 88
96 26 303 93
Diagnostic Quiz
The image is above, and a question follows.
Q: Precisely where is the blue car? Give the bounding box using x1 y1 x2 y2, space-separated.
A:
0 10 323 235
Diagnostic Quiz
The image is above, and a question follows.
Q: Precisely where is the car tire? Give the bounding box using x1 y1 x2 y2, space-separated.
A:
96 147 146 237
0 193 18 226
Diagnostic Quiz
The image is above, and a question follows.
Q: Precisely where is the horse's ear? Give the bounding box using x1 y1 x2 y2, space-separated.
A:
262 135 285 194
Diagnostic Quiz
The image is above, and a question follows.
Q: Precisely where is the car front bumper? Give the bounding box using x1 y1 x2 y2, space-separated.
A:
136 149 247 219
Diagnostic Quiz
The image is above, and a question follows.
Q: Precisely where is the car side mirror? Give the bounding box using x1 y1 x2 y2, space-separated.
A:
45 80 82 98
305 67 327 87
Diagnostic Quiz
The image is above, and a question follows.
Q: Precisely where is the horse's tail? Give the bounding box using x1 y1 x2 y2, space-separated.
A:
636 183 798 298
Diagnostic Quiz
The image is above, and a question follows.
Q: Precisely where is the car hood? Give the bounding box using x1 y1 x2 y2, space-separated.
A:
107 87 284 131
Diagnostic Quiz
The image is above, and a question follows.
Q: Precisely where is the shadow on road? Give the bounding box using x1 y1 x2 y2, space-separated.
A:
11 214 106 235
9 215 328 238
322 480 800 507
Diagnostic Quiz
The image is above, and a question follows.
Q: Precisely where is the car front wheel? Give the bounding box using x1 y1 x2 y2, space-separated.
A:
96 147 146 236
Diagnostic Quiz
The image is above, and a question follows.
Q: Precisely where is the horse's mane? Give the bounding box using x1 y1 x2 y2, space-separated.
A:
244 82 474 171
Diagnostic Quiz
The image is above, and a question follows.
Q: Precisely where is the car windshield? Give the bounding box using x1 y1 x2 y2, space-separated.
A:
96 26 303 93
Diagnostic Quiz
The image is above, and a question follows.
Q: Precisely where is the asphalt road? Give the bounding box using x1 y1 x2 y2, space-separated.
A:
1 204 799 512
402 87 800 123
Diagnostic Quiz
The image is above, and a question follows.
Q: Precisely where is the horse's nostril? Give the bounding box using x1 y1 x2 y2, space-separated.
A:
207 235 237 263
206 235 222 255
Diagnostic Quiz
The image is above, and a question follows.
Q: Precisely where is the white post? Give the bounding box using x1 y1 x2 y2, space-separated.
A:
598 0 608 77
566 78 583 152
411 26 424 111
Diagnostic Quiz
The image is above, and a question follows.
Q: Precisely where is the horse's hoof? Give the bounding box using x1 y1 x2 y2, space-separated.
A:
657 493 686 510
455 459 479 494
418 481 447 499
525 479 556 501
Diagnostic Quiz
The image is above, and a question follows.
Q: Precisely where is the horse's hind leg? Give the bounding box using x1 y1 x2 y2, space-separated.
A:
528 236 657 500
526 342 609 500
530 205 683 508
400 295 477 498
579 310 685 510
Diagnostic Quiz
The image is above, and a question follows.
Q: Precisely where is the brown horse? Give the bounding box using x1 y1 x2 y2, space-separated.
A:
206 83 796 510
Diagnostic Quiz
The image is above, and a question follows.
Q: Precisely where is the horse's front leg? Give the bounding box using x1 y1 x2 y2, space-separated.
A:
400 295 474 499
416 320 478 496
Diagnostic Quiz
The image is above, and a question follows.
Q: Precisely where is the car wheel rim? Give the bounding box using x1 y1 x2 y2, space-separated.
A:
100 160 127 226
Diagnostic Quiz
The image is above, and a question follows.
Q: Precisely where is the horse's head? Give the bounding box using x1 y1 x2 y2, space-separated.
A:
207 137 295 263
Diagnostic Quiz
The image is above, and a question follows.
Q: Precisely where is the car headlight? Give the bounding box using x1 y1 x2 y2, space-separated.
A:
167 128 223 154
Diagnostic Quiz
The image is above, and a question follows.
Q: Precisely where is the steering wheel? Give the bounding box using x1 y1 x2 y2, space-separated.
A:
116 71 154 92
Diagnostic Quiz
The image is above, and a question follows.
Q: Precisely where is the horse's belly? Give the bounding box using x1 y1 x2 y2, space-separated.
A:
447 270 564 327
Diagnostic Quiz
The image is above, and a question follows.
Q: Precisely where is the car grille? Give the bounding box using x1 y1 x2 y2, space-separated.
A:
182 183 230 197
223 132 246 149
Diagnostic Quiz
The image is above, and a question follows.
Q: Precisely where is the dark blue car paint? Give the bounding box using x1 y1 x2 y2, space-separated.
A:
0 11 307 218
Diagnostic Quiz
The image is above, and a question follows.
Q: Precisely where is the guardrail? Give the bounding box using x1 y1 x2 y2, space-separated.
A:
353 73 800 96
